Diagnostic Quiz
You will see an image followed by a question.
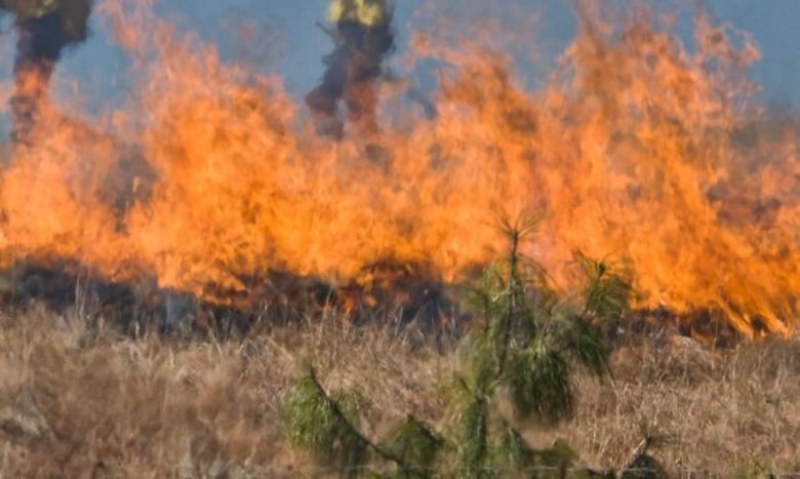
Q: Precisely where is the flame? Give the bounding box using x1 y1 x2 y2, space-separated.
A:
0 1 797 336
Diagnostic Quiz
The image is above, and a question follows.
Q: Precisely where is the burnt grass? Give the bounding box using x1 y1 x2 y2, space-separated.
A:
0 259 457 339
0 263 797 477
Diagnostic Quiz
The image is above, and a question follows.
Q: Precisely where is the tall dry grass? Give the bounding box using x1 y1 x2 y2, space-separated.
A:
0 303 798 477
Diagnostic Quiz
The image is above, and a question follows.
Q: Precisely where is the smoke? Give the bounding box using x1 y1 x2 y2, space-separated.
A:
4 0 94 142
306 7 396 137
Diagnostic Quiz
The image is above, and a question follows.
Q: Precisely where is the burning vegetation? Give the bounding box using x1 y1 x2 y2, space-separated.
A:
0 0 795 340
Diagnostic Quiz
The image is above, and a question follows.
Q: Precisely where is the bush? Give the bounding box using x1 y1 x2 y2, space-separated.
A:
282 216 645 477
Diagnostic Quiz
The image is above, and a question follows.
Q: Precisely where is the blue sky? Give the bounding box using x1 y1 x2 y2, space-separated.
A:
2 0 799 118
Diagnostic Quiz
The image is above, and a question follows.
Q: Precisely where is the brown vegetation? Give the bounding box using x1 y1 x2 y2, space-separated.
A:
0 305 798 477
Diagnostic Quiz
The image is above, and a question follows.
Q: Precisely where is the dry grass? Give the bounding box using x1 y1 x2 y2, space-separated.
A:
0 304 798 477
542 335 800 476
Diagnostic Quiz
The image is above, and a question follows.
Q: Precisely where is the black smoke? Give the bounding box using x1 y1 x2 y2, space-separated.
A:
1 0 93 143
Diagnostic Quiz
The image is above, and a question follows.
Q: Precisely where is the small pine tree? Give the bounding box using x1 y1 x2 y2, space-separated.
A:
449 216 624 477
282 216 636 478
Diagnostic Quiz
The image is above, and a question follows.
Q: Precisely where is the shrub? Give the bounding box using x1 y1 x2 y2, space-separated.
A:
282 216 646 477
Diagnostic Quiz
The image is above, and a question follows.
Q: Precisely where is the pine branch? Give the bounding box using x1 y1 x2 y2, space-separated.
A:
578 253 632 321
507 340 574 423
303 369 434 478
495 226 520 380
382 415 444 476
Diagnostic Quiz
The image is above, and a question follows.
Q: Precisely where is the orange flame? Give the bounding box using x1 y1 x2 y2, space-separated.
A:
0 1 797 336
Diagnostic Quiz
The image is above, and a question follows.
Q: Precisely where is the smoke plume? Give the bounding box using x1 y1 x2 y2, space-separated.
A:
306 3 396 137
2 0 93 142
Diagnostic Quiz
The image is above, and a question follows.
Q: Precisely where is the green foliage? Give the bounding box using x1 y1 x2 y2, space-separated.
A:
496 422 536 472
550 314 611 378
454 395 493 478
469 332 502 394
507 340 573 424
578 253 632 322
535 440 578 479
283 372 370 476
334 389 371 424
382 416 444 476
282 215 638 478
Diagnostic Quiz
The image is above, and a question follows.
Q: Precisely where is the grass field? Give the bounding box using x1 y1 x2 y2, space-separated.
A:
0 302 798 478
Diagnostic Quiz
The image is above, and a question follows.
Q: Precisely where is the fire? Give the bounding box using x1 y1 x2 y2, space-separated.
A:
0 1 797 336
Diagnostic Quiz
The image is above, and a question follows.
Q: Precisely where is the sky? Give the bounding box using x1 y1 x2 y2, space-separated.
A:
1 0 799 118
